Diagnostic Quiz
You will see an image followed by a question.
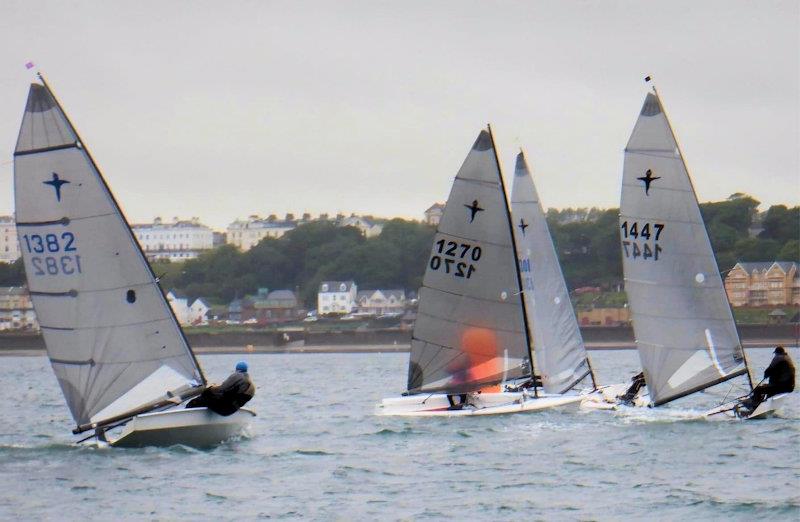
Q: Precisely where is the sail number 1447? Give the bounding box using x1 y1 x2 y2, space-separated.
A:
620 221 665 261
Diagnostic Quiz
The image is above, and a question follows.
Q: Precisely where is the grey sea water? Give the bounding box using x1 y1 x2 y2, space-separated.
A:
0 348 797 520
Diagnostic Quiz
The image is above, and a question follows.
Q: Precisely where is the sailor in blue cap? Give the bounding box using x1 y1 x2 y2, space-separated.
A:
186 361 255 416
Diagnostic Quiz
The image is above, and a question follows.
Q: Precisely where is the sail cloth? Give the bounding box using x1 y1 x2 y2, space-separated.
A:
621 92 747 406
511 152 591 393
407 128 530 394
14 82 205 427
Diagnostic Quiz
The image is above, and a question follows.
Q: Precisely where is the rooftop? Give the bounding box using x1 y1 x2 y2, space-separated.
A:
0 286 27 296
320 281 355 292
357 289 406 301
132 217 209 229
734 261 797 275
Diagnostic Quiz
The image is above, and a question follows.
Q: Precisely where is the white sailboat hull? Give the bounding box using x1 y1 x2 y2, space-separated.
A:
377 391 583 417
705 392 793 420
744 393 790 420
109 407 255 448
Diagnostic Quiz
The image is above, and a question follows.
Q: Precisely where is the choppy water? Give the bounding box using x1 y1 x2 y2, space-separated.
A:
0 348 797 520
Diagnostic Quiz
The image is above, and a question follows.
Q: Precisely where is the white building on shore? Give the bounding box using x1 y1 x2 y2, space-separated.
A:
133 217 214 261
226 214 297 251
356 289 406 315
0 286 38 330
424 203 445 226
167 290 211 326
188 298 211 326
318 281 357 315
0 216 20 263
338 215 383 237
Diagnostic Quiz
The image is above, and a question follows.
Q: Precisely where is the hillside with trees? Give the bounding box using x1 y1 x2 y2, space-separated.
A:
0 195 796 307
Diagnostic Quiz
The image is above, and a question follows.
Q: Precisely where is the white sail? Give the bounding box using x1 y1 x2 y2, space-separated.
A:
511 152 592 393
14 80 205 427
620 91 748 406
407 128 531 394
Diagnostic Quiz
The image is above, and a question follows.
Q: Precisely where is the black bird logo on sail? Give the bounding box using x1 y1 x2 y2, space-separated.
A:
464 200 484 223
43 172 70 202
637 169 660 196
518 218 529 235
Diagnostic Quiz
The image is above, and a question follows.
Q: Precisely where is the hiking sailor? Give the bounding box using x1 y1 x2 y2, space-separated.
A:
187 361 256 416
619 371 646 405
740 346 795 412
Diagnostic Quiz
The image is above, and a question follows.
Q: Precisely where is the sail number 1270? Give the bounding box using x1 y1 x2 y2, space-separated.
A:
429 239 481 279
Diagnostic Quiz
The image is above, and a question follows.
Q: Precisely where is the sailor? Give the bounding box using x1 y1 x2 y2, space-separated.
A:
505 375 542 393
446 357 472 410
186 361 256 416
447 393 469 410
619 371 646 404
746 346 795 409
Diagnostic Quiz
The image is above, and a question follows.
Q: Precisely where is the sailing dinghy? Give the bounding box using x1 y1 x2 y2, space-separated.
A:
14 76 254 446
617 84 788 419
377 127 583 416
509 152 624 407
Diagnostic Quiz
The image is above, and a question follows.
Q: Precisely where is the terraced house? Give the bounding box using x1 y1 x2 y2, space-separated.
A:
133 217 214 261
724 261 800 307
356 289 406 315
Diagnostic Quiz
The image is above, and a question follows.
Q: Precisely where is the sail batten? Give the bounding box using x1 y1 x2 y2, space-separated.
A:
510 152 592 393
14 80 204 427
407 128 530 394
621 91 747 405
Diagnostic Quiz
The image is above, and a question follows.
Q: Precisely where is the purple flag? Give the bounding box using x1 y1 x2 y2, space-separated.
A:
25 61 34 70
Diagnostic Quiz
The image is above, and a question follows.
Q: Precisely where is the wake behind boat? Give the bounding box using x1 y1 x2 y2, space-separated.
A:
378 127 583 417
13 75 254 447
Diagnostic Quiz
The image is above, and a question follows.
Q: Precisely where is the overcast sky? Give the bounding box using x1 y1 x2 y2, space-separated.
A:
0 1 797 229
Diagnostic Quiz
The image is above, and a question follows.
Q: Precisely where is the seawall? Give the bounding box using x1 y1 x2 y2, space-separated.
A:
1 324 796 354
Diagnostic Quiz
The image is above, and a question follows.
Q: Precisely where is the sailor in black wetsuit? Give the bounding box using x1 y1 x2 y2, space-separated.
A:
186 361 256 416
619 371 646 405
743 346 795 410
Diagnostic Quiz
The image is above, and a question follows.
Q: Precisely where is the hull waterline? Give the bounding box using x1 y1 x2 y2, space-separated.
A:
377 391 583 417
108 407 255 448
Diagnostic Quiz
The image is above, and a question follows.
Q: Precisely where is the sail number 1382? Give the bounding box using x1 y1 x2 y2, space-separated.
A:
21 232 82 276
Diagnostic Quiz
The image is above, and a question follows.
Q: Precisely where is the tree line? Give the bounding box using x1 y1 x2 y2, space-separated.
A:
0 195 796 307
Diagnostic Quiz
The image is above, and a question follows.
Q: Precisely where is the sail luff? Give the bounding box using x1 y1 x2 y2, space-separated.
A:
487 126 538 395
36 75 207 388
650 87 753 392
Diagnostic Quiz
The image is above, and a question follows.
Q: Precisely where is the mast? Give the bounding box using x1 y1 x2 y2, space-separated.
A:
649 80 753 393
36 74 207 388
487 125 538 397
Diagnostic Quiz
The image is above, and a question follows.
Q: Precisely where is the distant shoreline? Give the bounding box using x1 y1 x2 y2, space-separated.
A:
0 340 795 357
